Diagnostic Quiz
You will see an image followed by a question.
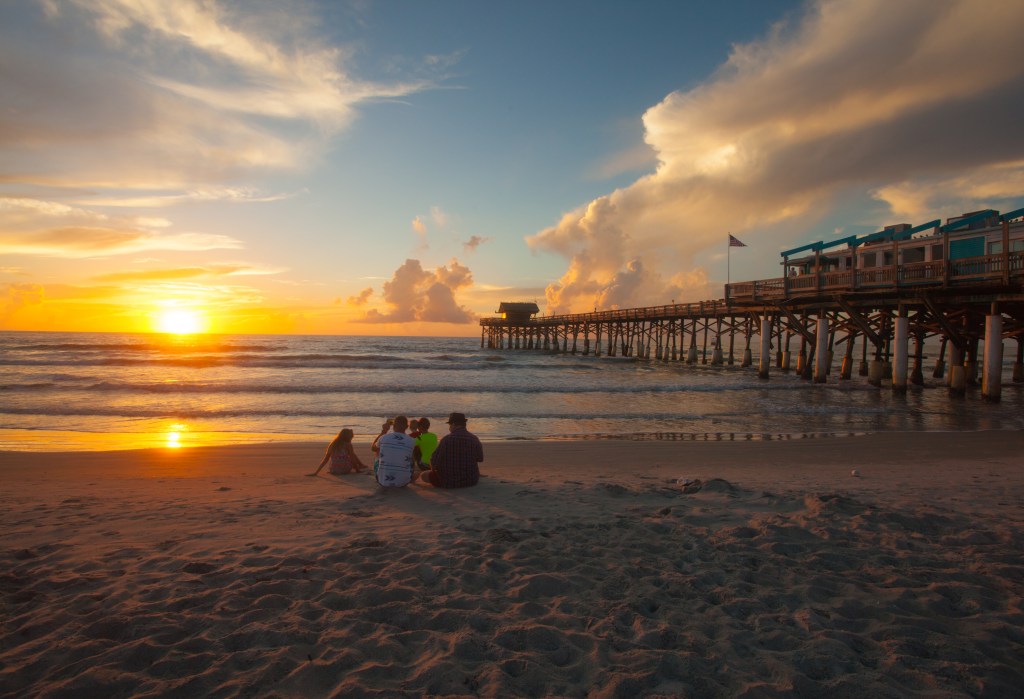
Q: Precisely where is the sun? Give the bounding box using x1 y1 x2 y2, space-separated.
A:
155 308 205 335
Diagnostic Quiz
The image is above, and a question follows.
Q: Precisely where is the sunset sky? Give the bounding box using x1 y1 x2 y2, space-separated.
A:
2 0 1023 336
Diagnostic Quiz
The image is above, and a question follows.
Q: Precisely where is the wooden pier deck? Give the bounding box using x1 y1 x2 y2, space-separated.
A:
480 209 1024 401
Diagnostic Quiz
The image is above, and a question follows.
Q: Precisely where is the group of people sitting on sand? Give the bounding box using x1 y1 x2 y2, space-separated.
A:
308 412 483 489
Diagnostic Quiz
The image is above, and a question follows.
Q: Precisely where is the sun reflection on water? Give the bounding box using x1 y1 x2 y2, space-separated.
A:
165 423 188 449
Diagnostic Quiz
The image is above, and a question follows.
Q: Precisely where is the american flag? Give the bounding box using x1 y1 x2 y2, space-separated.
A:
728 234 747 247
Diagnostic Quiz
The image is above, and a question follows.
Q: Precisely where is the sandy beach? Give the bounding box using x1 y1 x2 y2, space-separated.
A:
2 431 1023 697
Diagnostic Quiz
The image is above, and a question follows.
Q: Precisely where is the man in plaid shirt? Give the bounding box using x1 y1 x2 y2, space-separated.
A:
422 412 483 488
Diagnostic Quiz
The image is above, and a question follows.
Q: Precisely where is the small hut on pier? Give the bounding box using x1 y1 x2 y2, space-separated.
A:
497 302 540 322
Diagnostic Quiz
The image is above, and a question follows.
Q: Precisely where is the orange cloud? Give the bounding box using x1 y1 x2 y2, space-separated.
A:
347 287 373 306
94 264 281 282
359 258 475 324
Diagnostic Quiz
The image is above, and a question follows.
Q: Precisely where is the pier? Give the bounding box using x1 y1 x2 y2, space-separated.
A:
480 208 1024 402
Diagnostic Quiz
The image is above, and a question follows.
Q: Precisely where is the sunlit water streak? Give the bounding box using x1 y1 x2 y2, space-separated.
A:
1 331 1022 451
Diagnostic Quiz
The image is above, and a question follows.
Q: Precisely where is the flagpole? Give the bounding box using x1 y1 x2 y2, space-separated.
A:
727 232 731 288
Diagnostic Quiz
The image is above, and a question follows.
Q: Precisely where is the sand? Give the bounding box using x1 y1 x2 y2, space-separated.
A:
2 431 1023 698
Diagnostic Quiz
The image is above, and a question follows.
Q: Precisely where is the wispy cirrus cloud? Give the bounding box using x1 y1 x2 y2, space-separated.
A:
528 0 1024 313
0 0 433 191
0 226 242 258
0 195 241 257
73 188 300 209
94 263 283 283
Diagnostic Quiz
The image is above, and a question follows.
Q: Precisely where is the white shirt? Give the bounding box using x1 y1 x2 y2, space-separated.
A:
375 432 415 487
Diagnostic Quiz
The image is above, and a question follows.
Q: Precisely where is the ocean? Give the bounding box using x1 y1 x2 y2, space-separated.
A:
1 331 1022 451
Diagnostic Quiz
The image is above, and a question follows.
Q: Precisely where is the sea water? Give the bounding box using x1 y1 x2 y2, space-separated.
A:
1 331 1022 451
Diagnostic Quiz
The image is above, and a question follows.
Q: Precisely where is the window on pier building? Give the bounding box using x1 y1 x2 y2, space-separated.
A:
931 244 944 261
988 240 1024 254
901 247 925 264
861 252 877 268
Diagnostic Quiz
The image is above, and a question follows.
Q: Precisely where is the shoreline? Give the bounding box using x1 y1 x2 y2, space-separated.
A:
3 432 1023 696
1 425 1021 454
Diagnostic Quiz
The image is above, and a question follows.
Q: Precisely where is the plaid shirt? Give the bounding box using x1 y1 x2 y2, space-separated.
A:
431 426 483 488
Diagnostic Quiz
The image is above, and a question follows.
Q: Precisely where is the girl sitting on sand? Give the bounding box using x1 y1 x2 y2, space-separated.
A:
307 428 368 476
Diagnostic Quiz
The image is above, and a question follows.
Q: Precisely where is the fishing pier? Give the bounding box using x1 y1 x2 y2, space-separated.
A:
480 208 1024 402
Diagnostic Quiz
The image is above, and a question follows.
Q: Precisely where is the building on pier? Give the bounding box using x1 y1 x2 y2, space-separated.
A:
497 302 540 323
481 207 1024 402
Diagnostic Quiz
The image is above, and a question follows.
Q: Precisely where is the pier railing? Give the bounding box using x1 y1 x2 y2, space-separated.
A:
479 300 739 327
481 251 1023 327
725 251 1024 303
479 240 1024 402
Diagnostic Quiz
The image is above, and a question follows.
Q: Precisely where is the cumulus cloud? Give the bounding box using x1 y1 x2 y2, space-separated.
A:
873 161 1024 221
359 258 475 324
0 0 432 190
528 0 1024 313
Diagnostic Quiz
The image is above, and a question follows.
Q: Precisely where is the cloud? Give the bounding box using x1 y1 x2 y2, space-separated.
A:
873 161 1024 221
359 258 475 324
411 206 450 235
75 188 297 208
347 287 373 307
463 235 491 253
527 0 1024 313
0 196 242 257
94 263 282 283
592 143 658 180
0 0 433 190
429 206 448 228
0 226 241 258
1 282 45 320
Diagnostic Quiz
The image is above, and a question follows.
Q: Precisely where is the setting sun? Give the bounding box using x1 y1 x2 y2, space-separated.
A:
155 308 206 335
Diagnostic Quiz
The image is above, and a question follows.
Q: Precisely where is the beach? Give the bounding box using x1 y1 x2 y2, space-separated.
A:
2 432 1023 697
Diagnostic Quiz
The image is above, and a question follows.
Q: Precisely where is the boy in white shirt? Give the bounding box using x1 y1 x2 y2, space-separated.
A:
371 415 420 487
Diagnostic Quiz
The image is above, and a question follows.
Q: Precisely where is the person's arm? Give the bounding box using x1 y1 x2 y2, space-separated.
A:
371 423 389 453
308 446 332 476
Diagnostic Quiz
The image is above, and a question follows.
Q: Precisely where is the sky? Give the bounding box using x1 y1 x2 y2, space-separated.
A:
2 0 1023 336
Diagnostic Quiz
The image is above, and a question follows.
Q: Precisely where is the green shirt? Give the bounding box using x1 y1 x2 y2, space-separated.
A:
415 431 439 465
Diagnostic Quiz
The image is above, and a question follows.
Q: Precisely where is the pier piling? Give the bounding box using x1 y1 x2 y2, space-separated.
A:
481 208 1023 409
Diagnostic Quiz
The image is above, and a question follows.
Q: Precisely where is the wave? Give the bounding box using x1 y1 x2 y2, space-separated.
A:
5 380 779 395
5 341 279 354
0 355 582 371
0 352 422 369
0 405 747 420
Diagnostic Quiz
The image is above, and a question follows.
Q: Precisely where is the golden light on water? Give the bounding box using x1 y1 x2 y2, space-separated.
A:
165 423 188 449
